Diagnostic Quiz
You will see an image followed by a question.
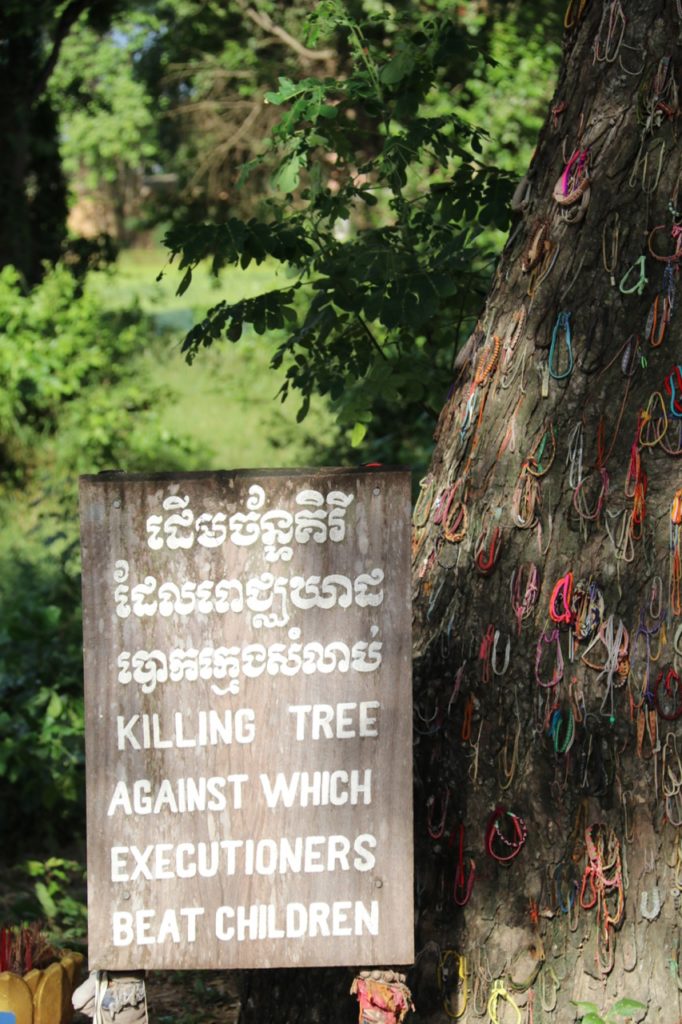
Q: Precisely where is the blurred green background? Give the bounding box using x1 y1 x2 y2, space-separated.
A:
0 0 563 961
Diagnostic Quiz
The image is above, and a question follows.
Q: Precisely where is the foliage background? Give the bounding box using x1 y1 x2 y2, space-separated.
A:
0 0 563 957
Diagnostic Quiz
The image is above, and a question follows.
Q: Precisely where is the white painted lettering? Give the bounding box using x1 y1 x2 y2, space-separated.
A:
288 704 311 740
109 833 377 883
112 908 206 946
157 908 181 944
287 702 381 740
176 843 196 878
116 715 141 751
259 770 372 808
136 909 157 945
213 901 379 941
180 907 204 942
359 701 380 736
303 836 325 873
114 709 256 750
356 900 380 936
332 901 352 937
106 775 247 816
110 847 129 882
308 903 331 937
312 705 334 739
112 912 134 947
353 834 377 871
215 906 235 941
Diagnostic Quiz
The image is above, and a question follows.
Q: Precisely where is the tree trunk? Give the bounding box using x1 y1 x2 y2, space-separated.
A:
0 17 67 283
240 4 682 1021
410 3 682 1021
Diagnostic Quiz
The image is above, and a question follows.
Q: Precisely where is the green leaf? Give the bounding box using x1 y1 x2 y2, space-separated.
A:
264 76 302 105
350 422 368 447
573 1004 601 1015
46 692 64 720
177 268 192 297
380 48 415 85
611 999 647 1017
271 154 304 194
35 881 58 920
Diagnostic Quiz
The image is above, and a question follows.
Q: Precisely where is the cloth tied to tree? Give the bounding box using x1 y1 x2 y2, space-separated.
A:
350 972 414 1024
72 971 148 1023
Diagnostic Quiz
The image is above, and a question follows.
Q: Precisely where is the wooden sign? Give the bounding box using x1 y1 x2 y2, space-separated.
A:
79 468 413 970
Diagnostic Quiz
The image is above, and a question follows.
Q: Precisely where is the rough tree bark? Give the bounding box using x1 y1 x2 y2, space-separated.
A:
239 4 682 1022
410 3 681 1021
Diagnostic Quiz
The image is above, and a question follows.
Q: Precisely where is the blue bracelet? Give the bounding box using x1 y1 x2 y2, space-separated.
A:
549 311 574 380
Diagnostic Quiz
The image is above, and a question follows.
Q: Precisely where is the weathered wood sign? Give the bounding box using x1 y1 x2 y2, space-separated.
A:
79 468 413 970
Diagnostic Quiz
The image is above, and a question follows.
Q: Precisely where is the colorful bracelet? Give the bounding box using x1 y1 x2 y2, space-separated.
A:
486 806 528 863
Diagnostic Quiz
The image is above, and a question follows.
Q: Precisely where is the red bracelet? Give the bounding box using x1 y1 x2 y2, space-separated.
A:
654 666 682 721
453 824 476 906
475 525 502 575
549 571 574 624
485 806 527 862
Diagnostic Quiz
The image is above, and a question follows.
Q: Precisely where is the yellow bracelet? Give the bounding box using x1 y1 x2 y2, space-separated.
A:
439 950 468 1020
488 979 521 1024
564 0 588 29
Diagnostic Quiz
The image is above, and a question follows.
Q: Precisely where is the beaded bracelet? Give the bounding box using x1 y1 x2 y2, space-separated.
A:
474 335 501 387
648 224 682 263
485 806 528 863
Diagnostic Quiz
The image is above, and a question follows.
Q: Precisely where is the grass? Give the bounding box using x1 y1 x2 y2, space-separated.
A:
87 246 338 470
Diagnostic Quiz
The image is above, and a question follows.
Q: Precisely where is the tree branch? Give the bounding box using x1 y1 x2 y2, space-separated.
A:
240 4 335 63
32 0 94 102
